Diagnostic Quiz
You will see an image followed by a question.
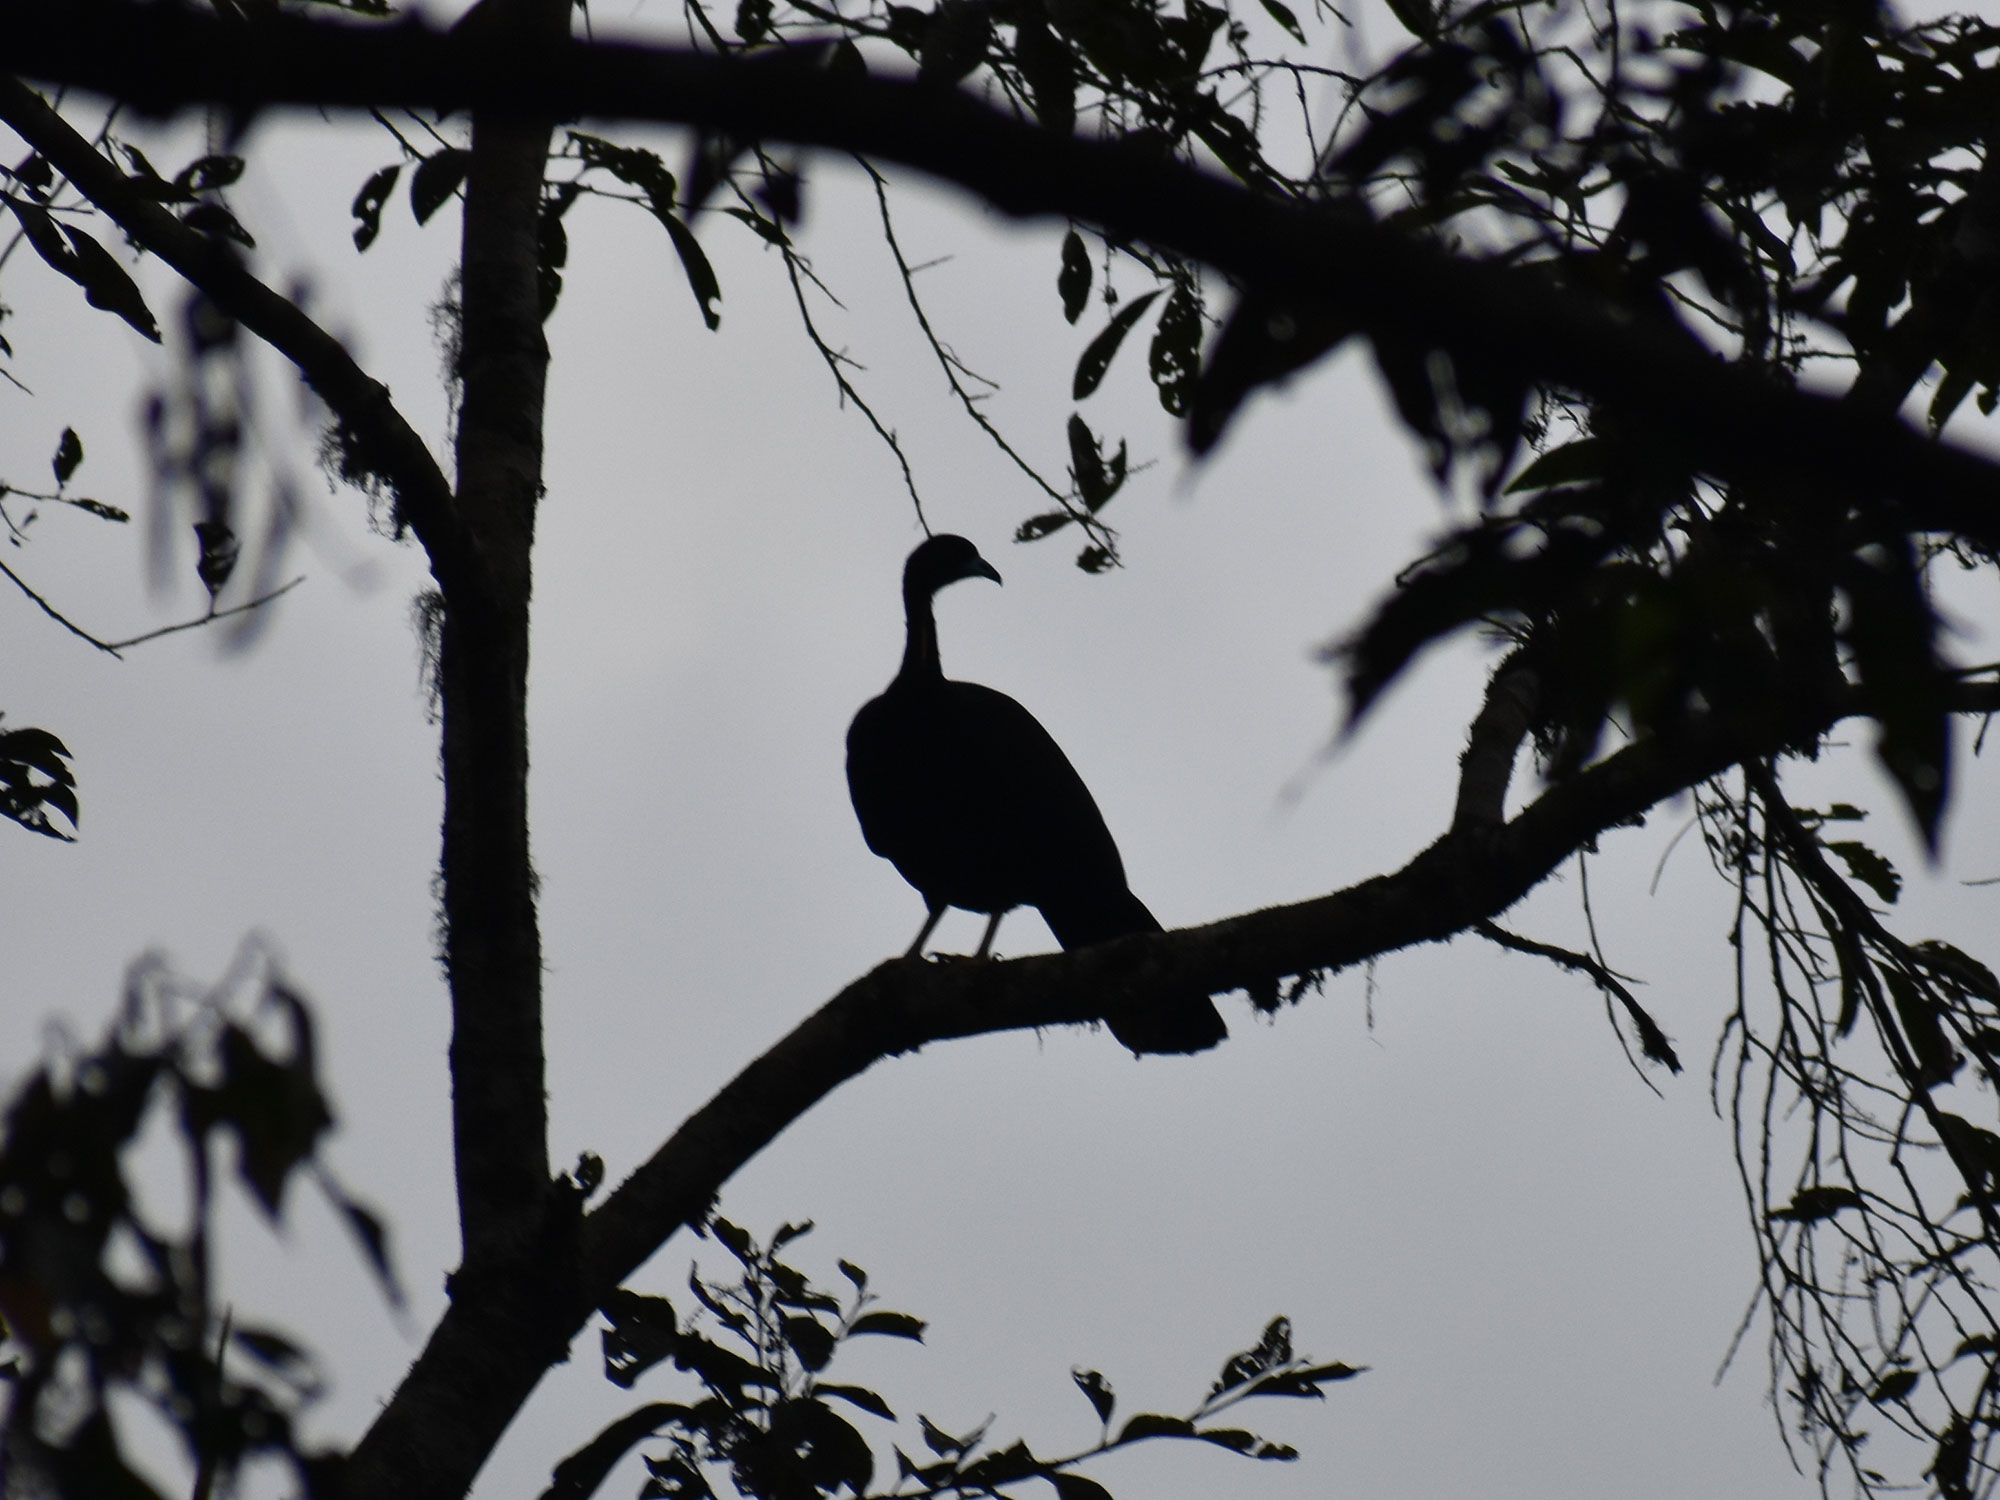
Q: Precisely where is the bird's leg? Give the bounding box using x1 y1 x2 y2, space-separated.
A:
974 911 1005 959
905 902 947 960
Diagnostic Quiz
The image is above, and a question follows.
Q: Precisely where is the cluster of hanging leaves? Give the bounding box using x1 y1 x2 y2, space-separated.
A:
0 951 396 1499
1156 0 2000 857
1696 779 2000 1500
3 123 300 619
544 1219 1359 1500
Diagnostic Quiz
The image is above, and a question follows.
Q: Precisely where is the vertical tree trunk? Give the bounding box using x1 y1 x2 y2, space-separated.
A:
443 97 555 1268
347 8 572 1493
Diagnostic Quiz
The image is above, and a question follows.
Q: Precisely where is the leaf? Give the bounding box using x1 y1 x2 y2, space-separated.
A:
1194 1428 1257 1452
837 1258 867 1293
181 203 255 248
1886 968 1961 1089
540 1402 686 1500
1952 1333 2000 1363
351 164 401 251
1077 544 1115 573
658 211 722 331
783 1314 837 1372
1049 1476 1115 1500
1769 1185 1863 1223
1503 437 1605 494
1058 229 1091 324
1066 414 1128 512
918 1414 978 1457
57 224 160 341
1824 840 1901 904
1256 0 1307 43
230 1325 322 1394
193 520 239 598
411 148 472 225
1016 511 1075 542
331 1191 403 1306
1148 283 1202 416
1870 1369 1920 1404
849 1310 926 1341
1073 289 1162 399
1115 1413 1194 1443
603 1289 680 1388
1071 1367 1115 1425
51 427 82 487
1213 1317 1293 1395
815 1383 895 1420
175 154 245 195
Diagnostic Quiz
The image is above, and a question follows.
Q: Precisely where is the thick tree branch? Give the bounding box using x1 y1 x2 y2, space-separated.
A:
348 683 1782 1498
8 1 2000 550
0 73 467 587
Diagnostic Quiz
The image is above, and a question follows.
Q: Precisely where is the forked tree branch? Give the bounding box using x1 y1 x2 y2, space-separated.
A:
8 0 2000 552
0 73 467 588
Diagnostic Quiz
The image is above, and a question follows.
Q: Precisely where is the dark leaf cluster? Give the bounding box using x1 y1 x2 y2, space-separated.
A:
547 1225 1356 1500
0 953 394 1499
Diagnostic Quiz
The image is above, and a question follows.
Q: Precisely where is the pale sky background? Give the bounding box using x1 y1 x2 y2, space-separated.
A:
6 7 2000 1496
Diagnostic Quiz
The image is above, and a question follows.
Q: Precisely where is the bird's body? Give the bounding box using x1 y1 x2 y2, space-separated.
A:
846 535 1225 1055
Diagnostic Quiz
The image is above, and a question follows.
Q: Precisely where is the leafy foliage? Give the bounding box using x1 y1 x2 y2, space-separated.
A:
546 1222 1357 1500
0 951 394 1498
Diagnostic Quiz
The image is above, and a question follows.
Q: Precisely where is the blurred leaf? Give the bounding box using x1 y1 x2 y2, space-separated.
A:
1049 1475 1114 1500
1195 1427 1257 1451
351 163 400 251
0 723 78 840
411 148 472 225
54 222 160 341
1066 414 1128 512
1116 1413 1195 1443
193 520 239 598
1213 1317 1292 1395
659 212 723 331
1886 968 1961 1089
836 1258 867 1293
175 154 245 195
1016 511 1075 542
1824 840 1901 904
815 1383 895 1420
50 427 81 486
1071 1367 1115 1425
1148 283 1202 416
849 1310 926 1341
783 1314 837 1372
604 1290 680 1389
1503 437 1605 494
1058 229 1091 324
1769 1185 1863 1223
181 203 255 248
1870 1369 1920 1404
1258 0 1306 42
1073 290 1161 399
540 1402 686 1500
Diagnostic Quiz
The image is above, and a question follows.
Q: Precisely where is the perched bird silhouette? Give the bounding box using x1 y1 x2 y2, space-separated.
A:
846 534 1226 1055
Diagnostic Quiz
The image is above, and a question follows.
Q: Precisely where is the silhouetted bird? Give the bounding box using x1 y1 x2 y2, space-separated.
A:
846 535 1226 1055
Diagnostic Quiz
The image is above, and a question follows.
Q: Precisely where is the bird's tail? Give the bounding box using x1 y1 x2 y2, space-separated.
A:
1039 890 1227 1056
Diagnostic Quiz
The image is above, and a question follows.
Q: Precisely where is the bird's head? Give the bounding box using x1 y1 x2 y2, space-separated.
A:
904 534 1003 600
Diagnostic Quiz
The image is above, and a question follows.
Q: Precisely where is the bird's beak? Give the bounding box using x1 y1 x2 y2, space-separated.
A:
968 558 1003 586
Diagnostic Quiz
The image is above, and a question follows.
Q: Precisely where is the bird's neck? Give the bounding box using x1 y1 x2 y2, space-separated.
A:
897 589 944 684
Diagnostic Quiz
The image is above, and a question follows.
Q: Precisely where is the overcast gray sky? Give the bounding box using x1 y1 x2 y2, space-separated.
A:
7 13 2000 1496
